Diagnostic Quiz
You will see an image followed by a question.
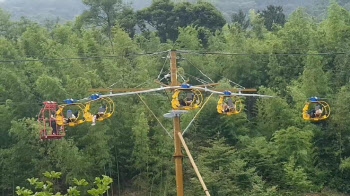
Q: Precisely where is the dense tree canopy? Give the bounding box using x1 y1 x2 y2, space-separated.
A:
259 5 286 31
136 0 226 41
1 0 350 195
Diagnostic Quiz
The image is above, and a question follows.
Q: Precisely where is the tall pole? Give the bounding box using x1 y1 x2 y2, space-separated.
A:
178 132 211 196
170 50 184 196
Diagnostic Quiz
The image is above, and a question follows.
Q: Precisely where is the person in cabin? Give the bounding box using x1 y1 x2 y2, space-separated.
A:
74 111 79 118
308 105 321 118
66 110 78 123
185 92 194 106
92 106 106 126
222 102 230 113
308 109 316 118
50 114 57 135
222 98 235 113
315 104 323 118
227 98 236 111
179 99 186 107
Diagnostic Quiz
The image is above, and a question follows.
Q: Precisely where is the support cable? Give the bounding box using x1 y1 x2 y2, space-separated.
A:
137 94 173 139
184 58 214 83
184 73 209 85
222 77 245 89
157 52 170 80
158 72 171 83
178 73 187 83
177 132 211 196
182 93 214 136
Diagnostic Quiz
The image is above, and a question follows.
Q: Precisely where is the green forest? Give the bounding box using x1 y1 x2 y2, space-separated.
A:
1 0 350 195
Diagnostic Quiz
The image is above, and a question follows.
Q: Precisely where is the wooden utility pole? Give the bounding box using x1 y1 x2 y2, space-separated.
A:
88 49 248 195
178 132 210 196
170 49 184 196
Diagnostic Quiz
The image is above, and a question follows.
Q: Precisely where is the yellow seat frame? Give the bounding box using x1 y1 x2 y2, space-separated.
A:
171 89 203 110
83 97 115 122
55 103 85 126
302 101 330 121
217 96 242 115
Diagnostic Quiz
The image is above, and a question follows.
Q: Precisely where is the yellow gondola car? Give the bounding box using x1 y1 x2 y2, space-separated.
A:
171 84 203 110
83 95 115 122
302 97 330 121
217 91 242 115
55 99 85 127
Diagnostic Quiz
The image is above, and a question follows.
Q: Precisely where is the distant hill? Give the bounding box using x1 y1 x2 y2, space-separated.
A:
0 0 153 23
0 0 85 22
0 0 349 23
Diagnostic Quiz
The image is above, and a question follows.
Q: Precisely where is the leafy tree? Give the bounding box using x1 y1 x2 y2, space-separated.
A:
0 104 13 148
136 0 177 42
1 119 42 193
130 107 151 191
260 5 286 31
283 156 313 191
80 0 136 43
273 126 314 167
300 53 330 97
192 138 275 195
190 2 226 32
0 8 11 37
35 75 67 101
256 87 297 139
249 10 266 39
137 0 225 42
20 25 50 58
115 7 137 37
278 8 312 53
0 69 36 117
16 171 112 196
231 9 250 29
176 26 202 50
237 136 282 185
267 55 288 91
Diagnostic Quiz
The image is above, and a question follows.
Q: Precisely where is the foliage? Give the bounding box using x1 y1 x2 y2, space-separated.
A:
259 5 286 31
136 0 225 41
16 171 112 196
0 1 350 195
81 0 135 36
231 9 250 29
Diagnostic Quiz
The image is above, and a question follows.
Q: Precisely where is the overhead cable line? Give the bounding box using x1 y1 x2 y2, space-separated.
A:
177 50 348 56
0 50 170 63
1 50 347 63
